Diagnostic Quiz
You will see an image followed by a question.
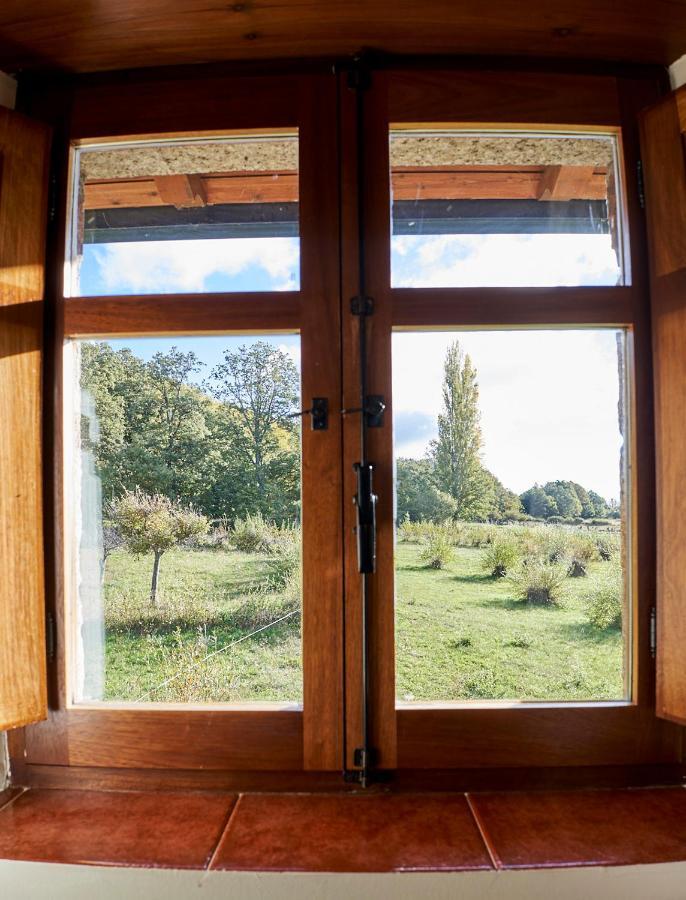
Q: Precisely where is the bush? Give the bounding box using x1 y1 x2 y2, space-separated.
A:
596 533 620 562
197 517 233 550
544 529 572 564
481 537 520 578
547 515 565 524
513 525 548 563
264 528 300 590
232 574 301 631
459 523 496 548
590 518 611 527
419 531 455 569
397 517 425 544
584 563 623 629
231 512 277 553
509 561 568 605
567 534 598 577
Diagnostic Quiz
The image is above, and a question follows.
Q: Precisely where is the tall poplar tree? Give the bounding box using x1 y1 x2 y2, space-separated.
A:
431 341 486 520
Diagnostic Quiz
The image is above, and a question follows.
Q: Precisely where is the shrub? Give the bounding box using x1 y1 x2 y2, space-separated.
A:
509 561 568 605
460 523 496 548
198 517 233 550
584 563 623 629
231 512 276 553
590 518 611 527
567 534 598 577
481 537 520 578
547 515 564 524
596 533 620 562
232 576 301 631
544 529 572 564
397 517 425 544
419 531 455 569
264 528 301 590
507 633 532 649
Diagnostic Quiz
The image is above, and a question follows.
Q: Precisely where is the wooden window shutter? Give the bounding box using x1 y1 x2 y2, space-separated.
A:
0 106 51 730
639 85 686 724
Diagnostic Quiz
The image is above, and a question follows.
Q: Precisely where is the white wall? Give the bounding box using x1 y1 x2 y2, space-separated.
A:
2 861 686 899
669 55 686 89
0 735 8 791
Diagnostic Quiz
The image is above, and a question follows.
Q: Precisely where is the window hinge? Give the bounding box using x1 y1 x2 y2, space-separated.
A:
351 295 374 316
346 56 372 92
48 171 58 224
650 606 657 659
637 159 645 210
46 610 56 663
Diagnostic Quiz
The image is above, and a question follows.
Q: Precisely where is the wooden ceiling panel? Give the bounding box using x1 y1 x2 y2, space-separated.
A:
0 0 683 74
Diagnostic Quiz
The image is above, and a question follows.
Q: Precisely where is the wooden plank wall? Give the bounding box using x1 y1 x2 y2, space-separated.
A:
640 85 686 725
0 107 50 730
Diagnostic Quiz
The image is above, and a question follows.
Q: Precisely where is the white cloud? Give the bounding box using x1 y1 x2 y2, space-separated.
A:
84 237 300 294
393 329 625 501
391 233 620 287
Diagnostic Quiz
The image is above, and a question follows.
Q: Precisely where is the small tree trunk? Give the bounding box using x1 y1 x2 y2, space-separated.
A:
150 550 163 605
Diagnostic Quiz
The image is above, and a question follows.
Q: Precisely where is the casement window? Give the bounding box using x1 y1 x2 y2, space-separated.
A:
2 65 685 789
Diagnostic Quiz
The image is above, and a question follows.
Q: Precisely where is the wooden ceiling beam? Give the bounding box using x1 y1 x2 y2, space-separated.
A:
83 166 608 210
537 165 598 201
153 174 207 208
0 1 683 72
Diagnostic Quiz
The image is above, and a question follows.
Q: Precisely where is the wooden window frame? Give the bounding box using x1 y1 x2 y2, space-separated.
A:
12 69 346 781
10 60 684 791
339 66 683 776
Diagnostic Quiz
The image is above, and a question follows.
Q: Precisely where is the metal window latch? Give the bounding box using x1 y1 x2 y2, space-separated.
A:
287 397 328 430
353 461 377 574
341 395 386 428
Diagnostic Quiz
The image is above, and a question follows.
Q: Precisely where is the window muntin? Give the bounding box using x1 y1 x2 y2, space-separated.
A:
390 130 625 288
393 328 631 704
68 134 300 297
71 334 303 705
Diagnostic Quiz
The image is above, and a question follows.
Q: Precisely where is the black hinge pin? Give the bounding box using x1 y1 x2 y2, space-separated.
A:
351 295 374 316
650 607 657 659
637 159 645 210
46 611 56 663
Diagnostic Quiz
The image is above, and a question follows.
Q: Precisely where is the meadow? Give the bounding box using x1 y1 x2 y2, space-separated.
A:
100 519 626 705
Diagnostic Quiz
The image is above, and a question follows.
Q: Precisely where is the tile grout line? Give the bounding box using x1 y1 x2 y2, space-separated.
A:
466 794 502 870
0 786 28 816
205 793 244 873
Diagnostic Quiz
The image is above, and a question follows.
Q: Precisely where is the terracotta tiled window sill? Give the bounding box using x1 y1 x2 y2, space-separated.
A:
0 785 685 872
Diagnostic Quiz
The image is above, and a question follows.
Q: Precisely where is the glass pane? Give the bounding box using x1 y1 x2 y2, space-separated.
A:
393 329 630 703
69 134 299 296
73 334 303 704
390 130 624 287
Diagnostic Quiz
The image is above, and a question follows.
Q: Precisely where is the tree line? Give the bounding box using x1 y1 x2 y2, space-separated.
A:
82 338 615 536
81 340 301 524
396 341 615 523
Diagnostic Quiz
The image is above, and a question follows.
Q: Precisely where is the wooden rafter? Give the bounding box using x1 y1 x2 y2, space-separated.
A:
83 165 608 211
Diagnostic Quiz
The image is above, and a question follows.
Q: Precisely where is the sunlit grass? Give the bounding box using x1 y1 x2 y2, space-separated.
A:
102 547 302 703
99 533 625 706
396 543 625 702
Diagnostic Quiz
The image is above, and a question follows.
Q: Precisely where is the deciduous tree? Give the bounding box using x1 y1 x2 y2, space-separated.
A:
109 490 208 604
431 341 487 520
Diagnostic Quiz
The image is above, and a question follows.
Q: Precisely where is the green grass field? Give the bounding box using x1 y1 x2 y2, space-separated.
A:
395 543 624 702
103 547 302 703
99 529 625 705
